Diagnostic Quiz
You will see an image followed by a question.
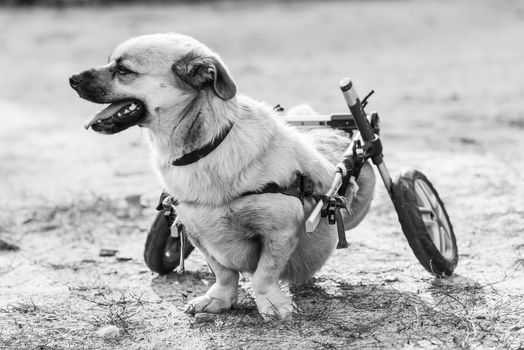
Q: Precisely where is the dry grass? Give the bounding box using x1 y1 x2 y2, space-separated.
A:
82 293 145 333
182 276 523 349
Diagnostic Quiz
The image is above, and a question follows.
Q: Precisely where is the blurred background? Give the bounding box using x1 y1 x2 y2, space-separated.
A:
1 0 524 204
0 1 523 349
1 0 523 206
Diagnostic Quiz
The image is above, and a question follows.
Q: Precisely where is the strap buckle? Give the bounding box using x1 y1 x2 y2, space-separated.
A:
320 195 349 249
300 174 315 196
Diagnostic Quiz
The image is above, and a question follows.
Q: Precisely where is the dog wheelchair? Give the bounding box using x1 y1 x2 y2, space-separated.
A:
144 78 458 277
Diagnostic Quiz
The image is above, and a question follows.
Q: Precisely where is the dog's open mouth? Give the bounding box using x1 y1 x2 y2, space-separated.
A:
85 99 146 134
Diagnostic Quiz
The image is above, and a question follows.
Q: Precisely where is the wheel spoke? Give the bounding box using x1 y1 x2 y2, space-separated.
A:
423 218 439 247
433 201 440 216
433 204 449 238
419 206 433 214
438 225 447 254
416 181 438 209
415 179 454 258
430 221 441 250
438 220 452 242
414 181 429 207
438 209 452 239
423 218 437 227
434 205 452 243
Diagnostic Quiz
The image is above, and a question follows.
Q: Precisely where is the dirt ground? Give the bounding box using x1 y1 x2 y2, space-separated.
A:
1 0 523 349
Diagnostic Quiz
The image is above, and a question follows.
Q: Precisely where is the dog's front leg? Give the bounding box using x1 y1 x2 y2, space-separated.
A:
185 256 239 314
253 228 298 320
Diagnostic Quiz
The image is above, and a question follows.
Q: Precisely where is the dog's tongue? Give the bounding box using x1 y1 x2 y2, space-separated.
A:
84 101 131 129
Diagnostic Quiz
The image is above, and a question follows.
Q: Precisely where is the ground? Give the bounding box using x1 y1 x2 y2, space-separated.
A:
0 0 523 349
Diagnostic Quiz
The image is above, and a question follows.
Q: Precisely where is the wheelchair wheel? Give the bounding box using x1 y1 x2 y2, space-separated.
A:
144 208 194 275
391 168 458 276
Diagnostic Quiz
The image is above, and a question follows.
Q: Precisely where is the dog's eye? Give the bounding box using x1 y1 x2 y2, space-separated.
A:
116 65 133 75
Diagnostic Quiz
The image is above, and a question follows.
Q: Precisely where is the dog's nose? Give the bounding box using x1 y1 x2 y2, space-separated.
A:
69 73 84 89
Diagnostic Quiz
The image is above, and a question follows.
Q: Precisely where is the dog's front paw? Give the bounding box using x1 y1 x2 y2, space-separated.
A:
255 290 294 321
185 295 233 315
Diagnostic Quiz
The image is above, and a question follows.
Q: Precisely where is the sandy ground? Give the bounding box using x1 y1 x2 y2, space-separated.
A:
0 0 523 349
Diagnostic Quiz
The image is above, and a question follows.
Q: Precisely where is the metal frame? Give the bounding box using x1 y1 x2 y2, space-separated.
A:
287 78 391 233
286 78 454 261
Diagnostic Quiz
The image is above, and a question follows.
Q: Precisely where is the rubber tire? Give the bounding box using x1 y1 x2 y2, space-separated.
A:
391 168 458 276
143 208 194 275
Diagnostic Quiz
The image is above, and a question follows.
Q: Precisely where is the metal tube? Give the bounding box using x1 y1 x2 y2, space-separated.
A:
281 115 332 123
281 114 375 125
377 161 393 197
339 78 376 142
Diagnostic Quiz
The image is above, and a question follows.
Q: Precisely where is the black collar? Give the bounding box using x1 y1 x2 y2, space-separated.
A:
171 123 234 166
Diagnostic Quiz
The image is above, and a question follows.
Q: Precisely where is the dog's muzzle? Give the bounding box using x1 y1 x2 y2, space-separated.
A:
69 70 147 134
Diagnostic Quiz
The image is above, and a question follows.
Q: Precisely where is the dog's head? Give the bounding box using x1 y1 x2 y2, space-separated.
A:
70 33 237 134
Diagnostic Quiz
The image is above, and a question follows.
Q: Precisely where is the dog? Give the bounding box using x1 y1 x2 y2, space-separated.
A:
70 33 375 320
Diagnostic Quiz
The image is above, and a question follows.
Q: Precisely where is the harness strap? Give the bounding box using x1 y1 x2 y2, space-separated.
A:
241 173 350 248
154 167 352 276
240 172 316 202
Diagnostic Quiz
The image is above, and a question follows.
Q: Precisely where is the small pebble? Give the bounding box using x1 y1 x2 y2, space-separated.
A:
96 325 121 338
116 256 133 262
194 313 216 323
0 238 20 251
384 276 400 283
151 343 171 350
99 249 118 257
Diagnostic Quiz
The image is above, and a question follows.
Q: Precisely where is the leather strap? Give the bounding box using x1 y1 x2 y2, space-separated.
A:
241 173 316 202
171 123 234 166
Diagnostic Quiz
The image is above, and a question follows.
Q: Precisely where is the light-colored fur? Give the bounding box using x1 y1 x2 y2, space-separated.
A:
81 33 375 319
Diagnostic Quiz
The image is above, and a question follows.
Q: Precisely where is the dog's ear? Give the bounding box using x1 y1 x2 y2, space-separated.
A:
173 53 237 101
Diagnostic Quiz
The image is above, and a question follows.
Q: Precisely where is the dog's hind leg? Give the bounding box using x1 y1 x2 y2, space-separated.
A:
185 256 239 314
280 220 338 284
